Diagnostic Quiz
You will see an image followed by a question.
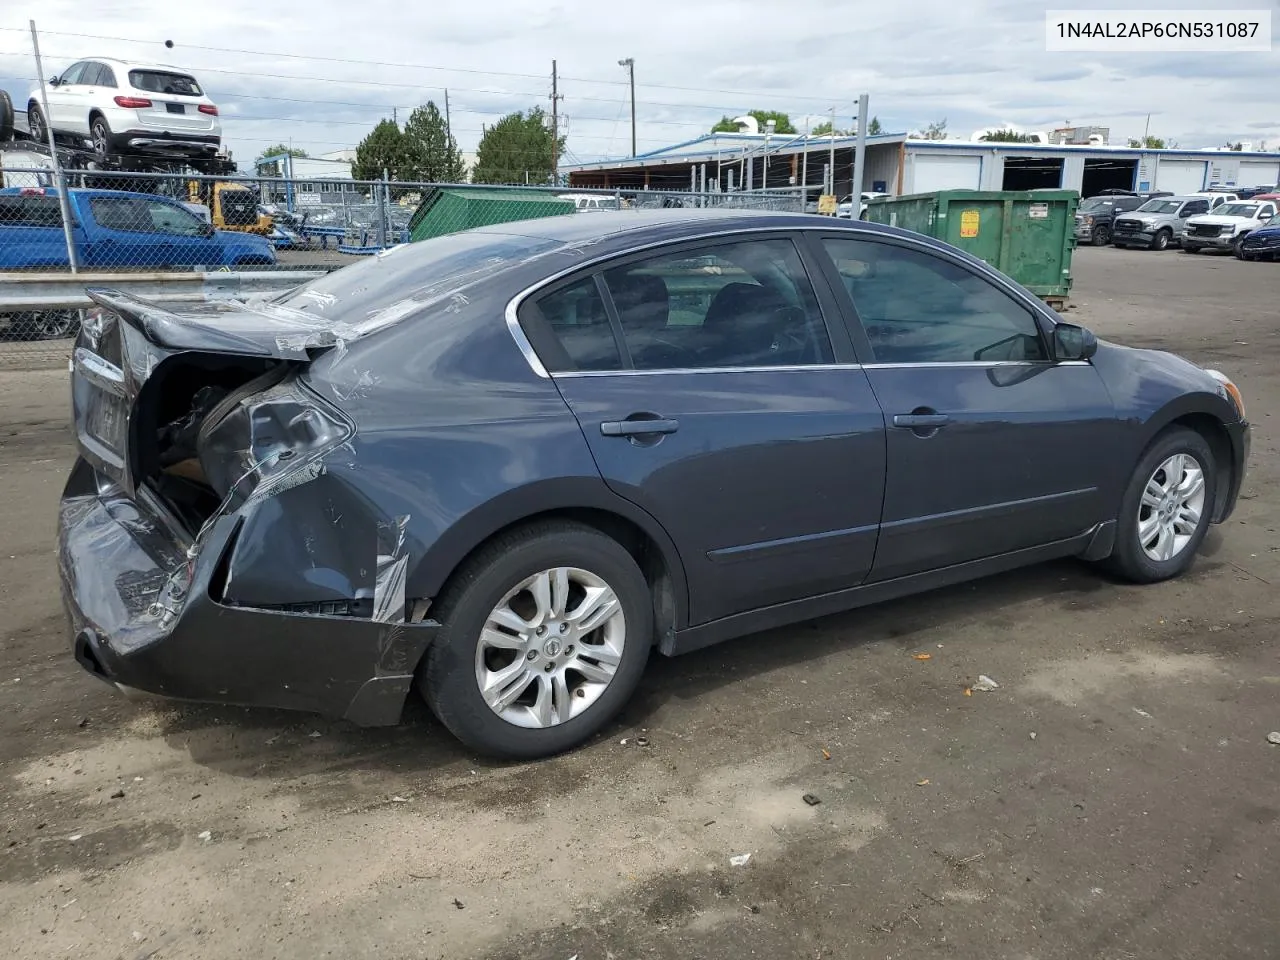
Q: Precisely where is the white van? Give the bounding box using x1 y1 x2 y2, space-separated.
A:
558 193 620 212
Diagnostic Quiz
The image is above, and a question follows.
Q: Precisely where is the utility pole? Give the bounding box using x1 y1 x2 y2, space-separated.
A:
392 106 397 125
828 107 836 196
1142 112 1151 147
445 89 452 144
550 60 563 184
29 20 78 272
801 115 809 209
618 58 636 157
853 93 869 209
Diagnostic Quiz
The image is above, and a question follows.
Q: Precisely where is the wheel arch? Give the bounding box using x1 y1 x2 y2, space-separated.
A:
1138 395 1238 522
411 479 690 645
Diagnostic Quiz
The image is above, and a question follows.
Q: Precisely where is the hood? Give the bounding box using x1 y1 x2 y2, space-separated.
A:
1186 214 1253 228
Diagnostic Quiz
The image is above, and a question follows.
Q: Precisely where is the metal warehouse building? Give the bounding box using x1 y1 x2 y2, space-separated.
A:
562 132 1280 199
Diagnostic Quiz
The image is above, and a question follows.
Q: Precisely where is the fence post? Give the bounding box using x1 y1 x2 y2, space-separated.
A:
29 20 79 273
379 168 390 248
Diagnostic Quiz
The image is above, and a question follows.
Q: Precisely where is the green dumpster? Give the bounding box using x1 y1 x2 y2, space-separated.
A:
408 187 575 242
862 189 1078 302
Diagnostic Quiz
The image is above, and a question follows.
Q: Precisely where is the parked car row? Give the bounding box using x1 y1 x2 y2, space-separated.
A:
1075 187 1280 259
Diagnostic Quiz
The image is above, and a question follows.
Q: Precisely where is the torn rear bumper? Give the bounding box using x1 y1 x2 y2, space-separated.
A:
58 457 437 727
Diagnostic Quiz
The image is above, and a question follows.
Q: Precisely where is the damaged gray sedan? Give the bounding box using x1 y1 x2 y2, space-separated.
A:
60 211 1249 758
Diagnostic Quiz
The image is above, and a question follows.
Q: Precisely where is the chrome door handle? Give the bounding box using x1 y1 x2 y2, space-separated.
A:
892 414 950 428
600 418 680 437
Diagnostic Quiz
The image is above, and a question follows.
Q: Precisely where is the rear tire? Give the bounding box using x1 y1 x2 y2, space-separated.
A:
419 521 653 759
0 90 14 143
90 114 113 158
1102 427 1216 584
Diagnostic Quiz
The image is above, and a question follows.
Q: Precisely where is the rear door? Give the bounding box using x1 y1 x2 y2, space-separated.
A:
813 233 1119 582
84 195 215 268
519 233 887 627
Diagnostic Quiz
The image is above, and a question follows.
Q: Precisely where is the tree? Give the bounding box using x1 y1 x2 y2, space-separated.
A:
471 108 565 185
255 144 308 162
914 119 948 140
980 128 1038 143
402 101 467 183
867 116 883 135
1226 141 1244 151
810 120 847 137
352 119 409 181
712 110 796 134
1127 135 1167 149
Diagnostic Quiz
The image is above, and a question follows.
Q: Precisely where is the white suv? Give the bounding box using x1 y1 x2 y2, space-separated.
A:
27 58 221 164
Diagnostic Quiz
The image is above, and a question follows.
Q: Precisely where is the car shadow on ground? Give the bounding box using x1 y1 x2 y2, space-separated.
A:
148 552 1172 782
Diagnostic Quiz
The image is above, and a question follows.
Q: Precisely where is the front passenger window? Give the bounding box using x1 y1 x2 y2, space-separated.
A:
822 237 1048 364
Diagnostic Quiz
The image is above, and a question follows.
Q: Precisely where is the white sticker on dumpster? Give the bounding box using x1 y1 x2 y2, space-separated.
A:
1029 203 1050 219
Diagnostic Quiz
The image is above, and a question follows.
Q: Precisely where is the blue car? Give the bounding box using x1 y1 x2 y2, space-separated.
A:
58 210 1249 758
1239 213 1280 260
0 187 276 270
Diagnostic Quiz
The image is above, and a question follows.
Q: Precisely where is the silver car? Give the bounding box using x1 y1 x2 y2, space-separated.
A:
1112 196 1214 251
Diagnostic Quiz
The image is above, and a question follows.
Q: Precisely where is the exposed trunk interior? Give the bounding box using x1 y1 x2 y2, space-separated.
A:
143 358 282 532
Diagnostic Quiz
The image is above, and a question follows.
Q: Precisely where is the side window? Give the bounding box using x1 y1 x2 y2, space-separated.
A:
99 66 117 88
59 62 87 86
143 199 208 236
90 197 205 236
822 237 1048 364
601 237 834 370
1117 197 1141 211
80 64 104 87
0 197 64 227
1260 204 1276 219
1182 200 1210 216
531 275 622 373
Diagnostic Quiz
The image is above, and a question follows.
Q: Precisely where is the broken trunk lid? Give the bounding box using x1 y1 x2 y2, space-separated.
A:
72 290 344 498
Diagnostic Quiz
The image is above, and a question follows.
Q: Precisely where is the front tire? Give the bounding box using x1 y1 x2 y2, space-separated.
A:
1151 228 1172 251
419 521 653 759
26 103 47 144
1092 224 1112 246
1103 427 1216 584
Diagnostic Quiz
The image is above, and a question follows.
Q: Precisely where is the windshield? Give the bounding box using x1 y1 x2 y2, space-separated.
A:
1137 199 1182 214
1215 203 1260 218
1079 198 1115 212
1266 214 1280 227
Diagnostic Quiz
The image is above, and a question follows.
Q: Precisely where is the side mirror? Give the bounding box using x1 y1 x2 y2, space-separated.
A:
1052 322 1097 362
48 75 60 87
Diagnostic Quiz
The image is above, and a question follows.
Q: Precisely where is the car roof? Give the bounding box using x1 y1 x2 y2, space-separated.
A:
465 208 911 246
59 57 199 74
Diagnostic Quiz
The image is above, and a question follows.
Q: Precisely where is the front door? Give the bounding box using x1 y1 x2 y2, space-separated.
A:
521 234 887 626
815 234 1120 582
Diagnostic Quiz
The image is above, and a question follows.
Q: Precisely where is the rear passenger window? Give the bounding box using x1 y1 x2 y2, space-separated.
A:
601 238 833 370
0 196 64 227
533 276 623 372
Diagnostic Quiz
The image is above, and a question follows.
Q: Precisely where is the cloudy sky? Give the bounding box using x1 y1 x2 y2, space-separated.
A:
1 0 1276 169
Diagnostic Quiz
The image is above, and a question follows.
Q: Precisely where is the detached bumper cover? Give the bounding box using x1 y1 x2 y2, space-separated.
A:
58 458 437 727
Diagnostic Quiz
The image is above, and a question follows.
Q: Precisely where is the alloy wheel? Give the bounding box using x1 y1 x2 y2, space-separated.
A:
1137 453 1206 562
475 566 626 729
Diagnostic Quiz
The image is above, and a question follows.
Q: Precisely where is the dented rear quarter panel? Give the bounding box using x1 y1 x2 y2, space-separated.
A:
225 268 690 625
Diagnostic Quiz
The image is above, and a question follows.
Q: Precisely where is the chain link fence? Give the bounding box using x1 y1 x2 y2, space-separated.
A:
0 166 813 359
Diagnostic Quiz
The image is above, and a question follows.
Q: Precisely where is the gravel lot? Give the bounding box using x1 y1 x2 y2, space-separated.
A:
1 247 1278 960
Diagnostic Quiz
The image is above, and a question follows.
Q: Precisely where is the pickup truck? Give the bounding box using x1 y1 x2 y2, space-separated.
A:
0 187 276 270
1182 199 1279 256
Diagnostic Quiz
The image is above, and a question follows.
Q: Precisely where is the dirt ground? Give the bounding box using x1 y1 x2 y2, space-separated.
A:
1 247 1278 960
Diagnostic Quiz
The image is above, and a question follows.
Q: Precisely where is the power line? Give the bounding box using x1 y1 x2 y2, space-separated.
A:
0 26 852 104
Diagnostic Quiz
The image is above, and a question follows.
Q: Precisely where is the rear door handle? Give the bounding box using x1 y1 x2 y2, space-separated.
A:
600 418 680 437
892 414 950 428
